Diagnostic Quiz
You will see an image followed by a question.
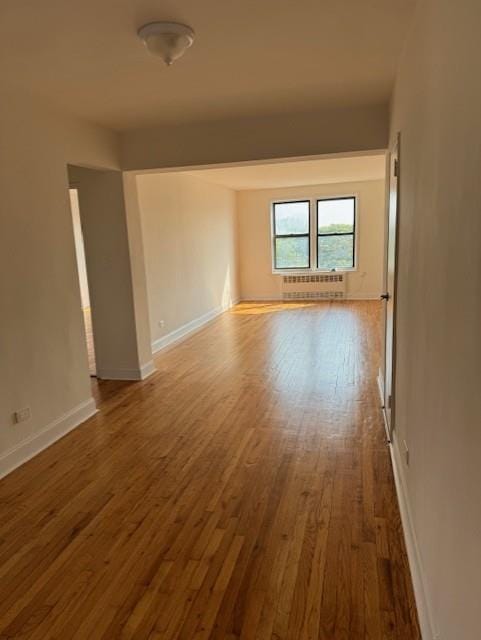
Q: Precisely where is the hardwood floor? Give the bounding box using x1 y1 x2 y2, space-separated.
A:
0 301 420 639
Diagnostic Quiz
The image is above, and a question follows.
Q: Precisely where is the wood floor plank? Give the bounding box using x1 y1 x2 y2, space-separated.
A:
0 301 420 639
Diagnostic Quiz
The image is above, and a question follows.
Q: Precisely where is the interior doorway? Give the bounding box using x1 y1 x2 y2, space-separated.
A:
69 187 97 377
382 133 400 440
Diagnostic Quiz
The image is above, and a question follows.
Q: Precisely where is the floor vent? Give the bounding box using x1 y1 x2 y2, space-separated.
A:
281 273 346 300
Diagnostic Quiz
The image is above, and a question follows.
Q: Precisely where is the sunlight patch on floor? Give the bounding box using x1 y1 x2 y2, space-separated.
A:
231 301 318 315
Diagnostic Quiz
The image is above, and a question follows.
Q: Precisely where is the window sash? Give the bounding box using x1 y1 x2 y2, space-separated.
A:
316 197 356 269
273 200 311 270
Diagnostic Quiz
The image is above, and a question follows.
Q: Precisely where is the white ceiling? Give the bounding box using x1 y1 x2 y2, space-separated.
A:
0 0 416 131
182 154 386 190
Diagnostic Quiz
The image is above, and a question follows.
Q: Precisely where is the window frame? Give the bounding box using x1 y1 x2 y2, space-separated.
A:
271 199 311 271
316 195 357 271
270 195 359 274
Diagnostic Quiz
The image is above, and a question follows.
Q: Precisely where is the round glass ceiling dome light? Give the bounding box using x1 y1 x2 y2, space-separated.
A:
138 21 195 66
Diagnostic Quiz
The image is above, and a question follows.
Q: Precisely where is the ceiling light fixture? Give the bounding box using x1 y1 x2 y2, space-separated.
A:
138 21 195 66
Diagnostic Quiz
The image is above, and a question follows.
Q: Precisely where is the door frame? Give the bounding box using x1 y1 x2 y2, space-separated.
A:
381 132 401 442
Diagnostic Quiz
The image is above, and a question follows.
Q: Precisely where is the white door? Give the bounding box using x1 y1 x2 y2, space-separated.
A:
383 135 400 440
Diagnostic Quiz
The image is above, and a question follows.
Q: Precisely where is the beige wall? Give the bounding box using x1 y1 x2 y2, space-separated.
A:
237 181 385 300
122 105 388 171
122 173 156 369
390 1 481 638
136 173 239 348
0 89 120 475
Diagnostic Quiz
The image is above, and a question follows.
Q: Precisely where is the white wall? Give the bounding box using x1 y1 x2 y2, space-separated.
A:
390 1 481 638
122 105 388 171
136 173 239 350
0 89 120 477
236 180 385 300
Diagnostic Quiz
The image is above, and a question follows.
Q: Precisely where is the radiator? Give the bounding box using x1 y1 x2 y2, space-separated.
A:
281 273 346 300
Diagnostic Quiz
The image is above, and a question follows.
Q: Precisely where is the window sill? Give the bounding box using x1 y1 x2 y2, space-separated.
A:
272 268 357 276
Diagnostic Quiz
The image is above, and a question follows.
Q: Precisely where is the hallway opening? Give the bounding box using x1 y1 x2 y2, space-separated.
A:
69 187 97 377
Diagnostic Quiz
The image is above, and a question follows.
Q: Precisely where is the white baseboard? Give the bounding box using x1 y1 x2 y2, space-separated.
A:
152 299 240 355
0 397 97 480
345 292 381 300
140 360 156 379
239 294 382 302
389 439 437 640
96 360 156 381
240 296 283 302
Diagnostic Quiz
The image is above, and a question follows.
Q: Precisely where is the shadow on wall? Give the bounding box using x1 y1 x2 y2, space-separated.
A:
221 266 234 309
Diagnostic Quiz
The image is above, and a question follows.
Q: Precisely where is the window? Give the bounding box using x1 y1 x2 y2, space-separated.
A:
272 200 310 269
317 197 356 270
271 196 357 272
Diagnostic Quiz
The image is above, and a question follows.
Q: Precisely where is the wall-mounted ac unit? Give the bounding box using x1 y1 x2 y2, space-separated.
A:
281 273 346 300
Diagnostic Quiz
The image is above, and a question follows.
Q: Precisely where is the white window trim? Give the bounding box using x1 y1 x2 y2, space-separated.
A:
270 194 359 275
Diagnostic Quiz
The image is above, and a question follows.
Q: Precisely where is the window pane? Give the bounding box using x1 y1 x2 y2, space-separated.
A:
318 198 354 234
274 201 309 235
275 236 309 269
318 235 354 269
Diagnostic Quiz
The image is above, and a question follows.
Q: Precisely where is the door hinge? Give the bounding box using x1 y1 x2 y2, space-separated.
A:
394 159 399 178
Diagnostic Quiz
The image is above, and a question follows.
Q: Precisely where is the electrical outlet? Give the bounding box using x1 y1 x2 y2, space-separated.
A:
403 439 409 466
158 320 165 329
14 407 31 424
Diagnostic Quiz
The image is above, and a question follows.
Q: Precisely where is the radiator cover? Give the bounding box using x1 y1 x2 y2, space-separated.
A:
281 273 346 300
